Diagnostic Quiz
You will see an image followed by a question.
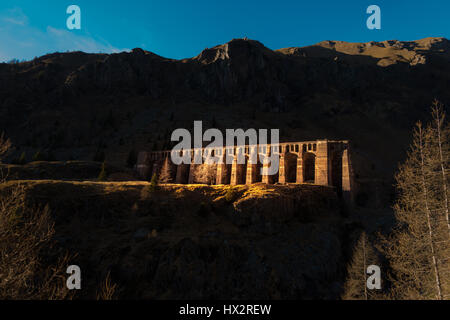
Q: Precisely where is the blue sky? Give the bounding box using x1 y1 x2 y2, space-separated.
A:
0 0 449 62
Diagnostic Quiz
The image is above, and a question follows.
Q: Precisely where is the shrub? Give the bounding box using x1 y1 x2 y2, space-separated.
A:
225 188 237 203
96 272 118 300
0 184 72 299
147 173 158 193
0 133 72 299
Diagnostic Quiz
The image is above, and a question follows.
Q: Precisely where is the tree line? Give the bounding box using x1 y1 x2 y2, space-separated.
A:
343 100 449 300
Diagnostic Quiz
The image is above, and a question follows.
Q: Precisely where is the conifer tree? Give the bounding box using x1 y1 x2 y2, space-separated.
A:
342 232 381 300
158 157 175 183
385 110 450 299
146 173 158 193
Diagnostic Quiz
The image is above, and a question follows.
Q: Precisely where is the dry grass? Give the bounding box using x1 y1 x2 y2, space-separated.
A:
0 182 73 300
96 271 118 300
0 136 73 300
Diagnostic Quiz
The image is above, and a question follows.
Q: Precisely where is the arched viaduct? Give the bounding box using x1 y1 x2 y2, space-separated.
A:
136 140 353 201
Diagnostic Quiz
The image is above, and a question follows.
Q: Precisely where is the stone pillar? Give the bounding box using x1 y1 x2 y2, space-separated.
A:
315 140 330 186
278 154 286 184
245 164 257 184
216 164 225 185
261 154 276 184
342 147 354 204
296 154 304 184
215 155 227 184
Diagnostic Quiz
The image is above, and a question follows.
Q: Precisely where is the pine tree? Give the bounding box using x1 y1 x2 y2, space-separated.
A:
158 157 175 183
342 232 381 300
146 173 158 193
385 115 450 299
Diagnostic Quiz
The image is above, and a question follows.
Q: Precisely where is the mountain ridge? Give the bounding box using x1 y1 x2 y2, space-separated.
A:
8 36 448 64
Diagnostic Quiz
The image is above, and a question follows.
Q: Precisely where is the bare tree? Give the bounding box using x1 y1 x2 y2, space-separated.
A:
417 123 442 299
430 100 450 236
385 119 449 299
0 133 11 161
96 271 118 300
193 163 217 185
342 232 381 300
0 134 72 299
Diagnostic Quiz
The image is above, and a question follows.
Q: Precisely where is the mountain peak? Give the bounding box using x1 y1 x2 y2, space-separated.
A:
194 38 274 64
277 37 449 67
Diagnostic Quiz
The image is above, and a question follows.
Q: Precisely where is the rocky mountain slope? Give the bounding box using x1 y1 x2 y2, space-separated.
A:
0 180 355 299
0 37 449 204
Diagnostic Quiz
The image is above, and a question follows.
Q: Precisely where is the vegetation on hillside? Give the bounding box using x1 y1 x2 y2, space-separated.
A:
342 100 450 300
382 101 449 299
342 232 382 300
0 100 448 300
0 134 71 299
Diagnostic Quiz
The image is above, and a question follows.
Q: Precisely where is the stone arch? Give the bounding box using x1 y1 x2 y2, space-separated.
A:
303 152 315 183
176 163 190 184
284 153 298 183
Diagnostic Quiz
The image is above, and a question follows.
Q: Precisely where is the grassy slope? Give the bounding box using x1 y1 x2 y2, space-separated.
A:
0 180 352 299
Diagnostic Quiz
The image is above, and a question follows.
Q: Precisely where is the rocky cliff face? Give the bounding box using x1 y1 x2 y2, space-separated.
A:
2 181 355 299
1 37 449 205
